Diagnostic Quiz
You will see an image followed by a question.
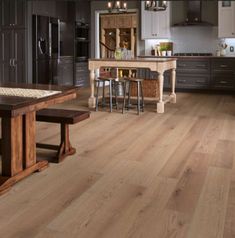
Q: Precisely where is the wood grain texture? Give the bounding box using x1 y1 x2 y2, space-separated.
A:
0 89 234 238
23 111 36 168
1 116 23 176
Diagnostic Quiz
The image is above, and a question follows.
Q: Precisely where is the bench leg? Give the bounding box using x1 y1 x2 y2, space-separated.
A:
57 123 76 163
36 123 76 163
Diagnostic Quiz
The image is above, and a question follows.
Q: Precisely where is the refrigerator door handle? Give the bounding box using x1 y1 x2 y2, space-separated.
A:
49 22 52 57
58 19 60 63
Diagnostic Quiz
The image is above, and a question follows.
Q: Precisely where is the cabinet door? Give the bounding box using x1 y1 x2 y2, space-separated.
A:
218 1 235 37
58 60 74 85
56 1 67 22
0 0 25 28
12 0 25 28
211 75 235 90
75 62 89 87
12 29 25 83
101 15 116 29
141 1 170 39
141 2 153 39
32 1 56 17
0 0 11 28
0 29 13 83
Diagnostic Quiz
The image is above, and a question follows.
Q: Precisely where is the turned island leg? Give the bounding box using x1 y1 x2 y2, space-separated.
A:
170 68 176 103
88 69 96 108
157 72 164 113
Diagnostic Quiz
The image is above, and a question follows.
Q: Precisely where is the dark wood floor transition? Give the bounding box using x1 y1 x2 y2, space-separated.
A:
0 89 235 238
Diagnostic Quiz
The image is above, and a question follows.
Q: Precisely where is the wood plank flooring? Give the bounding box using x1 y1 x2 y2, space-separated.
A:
0 89 235 238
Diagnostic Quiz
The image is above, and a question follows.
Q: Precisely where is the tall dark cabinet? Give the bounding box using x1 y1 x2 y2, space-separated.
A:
0 0 26 83
74 0 90 87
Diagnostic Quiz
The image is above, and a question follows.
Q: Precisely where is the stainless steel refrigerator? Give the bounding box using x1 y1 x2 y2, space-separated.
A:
32 15 60 84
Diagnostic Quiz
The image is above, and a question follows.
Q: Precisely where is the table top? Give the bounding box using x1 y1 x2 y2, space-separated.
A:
0 83 78 117
89 57 177 63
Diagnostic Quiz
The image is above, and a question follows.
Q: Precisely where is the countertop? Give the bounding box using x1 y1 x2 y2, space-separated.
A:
89 57 177 62
139 55 235 59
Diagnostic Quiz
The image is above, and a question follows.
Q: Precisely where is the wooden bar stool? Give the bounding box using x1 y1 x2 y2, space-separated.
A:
122 78 144 115
95 77 118 112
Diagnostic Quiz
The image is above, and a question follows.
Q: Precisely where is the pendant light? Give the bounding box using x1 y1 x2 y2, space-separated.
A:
145 1 167 11
107 1 127 13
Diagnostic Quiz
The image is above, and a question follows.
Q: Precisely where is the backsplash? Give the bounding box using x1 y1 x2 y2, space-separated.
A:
145 26 235 56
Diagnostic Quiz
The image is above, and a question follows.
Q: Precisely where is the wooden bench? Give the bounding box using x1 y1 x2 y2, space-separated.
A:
36 108 90 163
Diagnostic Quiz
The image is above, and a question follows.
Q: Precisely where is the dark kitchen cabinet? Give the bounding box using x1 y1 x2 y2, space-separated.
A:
57 58 74 86
0 0 25 29
176 59 210 89
0 29 25 83
0 0 26 83
56 1 68 22
176 74 210 89
32 1 56 18
75 0 90 23
75 62 89 87
211 59 235 90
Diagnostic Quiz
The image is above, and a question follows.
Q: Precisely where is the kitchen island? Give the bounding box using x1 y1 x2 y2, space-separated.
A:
88 58 177 113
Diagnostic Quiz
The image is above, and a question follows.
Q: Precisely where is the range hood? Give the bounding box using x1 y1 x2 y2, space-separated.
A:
174 1 213 26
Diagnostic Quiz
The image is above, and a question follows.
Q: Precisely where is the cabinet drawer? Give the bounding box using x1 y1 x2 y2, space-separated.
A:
76 62 88 69
60 58 73 64
211 76 235 89
76 68 87 74
177 60 210 73
211 59 235 73
176 74 210 89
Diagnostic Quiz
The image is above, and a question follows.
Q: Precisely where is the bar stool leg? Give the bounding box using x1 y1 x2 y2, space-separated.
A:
127 81 131 110
102 81 106 107
114 81 118 110
122 81 127 114
109 80 112 112
137 81 140 115
96 80 100 112
140 81 144 112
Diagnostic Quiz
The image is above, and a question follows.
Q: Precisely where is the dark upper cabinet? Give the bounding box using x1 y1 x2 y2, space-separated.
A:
0 0 25 29
76 0 90 23
0 29 25 83
32 1 68 21
32 1 56 17
56 2 68 22
0 29 11 83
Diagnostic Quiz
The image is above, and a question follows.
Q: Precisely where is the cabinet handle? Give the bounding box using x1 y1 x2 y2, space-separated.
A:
196 65 206 68
220 64 228 68
9 59 12 66
219 80 228 84
196 80 206 83
178 79 186 83
178 64 187 67
12 59 16 67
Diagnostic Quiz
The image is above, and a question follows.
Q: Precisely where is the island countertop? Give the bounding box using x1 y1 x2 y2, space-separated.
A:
89 57 177 62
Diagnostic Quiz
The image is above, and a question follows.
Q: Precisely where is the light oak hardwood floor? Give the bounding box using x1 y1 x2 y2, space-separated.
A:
0 88 235 238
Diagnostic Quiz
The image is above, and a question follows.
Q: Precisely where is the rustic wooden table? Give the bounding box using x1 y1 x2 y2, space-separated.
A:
0 83 77 194
88 57 177 113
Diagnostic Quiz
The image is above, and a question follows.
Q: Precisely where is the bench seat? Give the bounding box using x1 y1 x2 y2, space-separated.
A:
36 108 90 163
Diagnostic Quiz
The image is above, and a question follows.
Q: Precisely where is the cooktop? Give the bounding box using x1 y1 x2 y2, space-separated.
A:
174 53 213 56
